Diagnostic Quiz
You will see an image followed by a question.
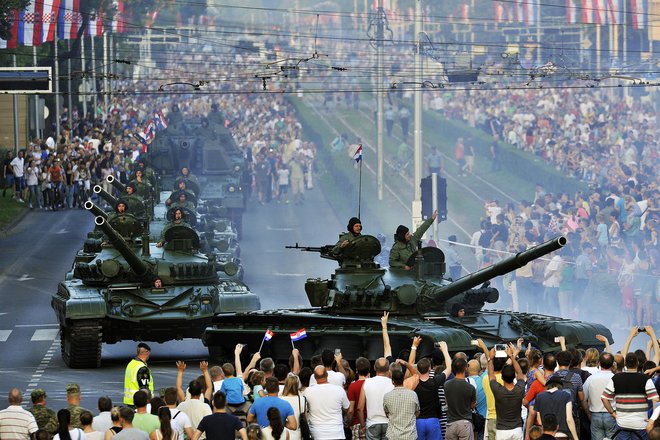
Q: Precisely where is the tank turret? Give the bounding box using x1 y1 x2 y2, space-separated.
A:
290 235 565 316
94 216 151 277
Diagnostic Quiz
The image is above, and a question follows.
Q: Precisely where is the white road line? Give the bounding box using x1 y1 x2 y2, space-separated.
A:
15 324 59 328
0 330 11 342
31 329 59 341
274 272 306 277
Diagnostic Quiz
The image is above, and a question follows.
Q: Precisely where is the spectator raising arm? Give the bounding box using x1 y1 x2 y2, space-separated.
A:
241 351 261 383
622 326 639 356
382 311 392 358
646 326 660 365
176 361 187 402
436 341 452 377
596 334 611 354
200 361 213 402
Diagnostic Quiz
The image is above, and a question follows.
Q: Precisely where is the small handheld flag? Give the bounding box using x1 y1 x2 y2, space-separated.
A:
290 328 307 347
258 329 274 352
264 329 274 341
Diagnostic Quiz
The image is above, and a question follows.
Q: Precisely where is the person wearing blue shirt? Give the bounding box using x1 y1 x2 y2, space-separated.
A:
247 377 297 430
219 364 245 405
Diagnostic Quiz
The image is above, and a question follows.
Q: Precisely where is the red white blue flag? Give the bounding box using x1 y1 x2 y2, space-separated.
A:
263 329 274 341
41 0 60 44
290 328 307 342
18 0 43 47
352 144 363 163
58 0 80 40
153 111 168 131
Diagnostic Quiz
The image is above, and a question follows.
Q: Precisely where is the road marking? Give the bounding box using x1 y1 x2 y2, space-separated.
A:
31 329 59 341
15 324 59 328
266 226 294 231
55 228 69 234
273 272 306 277
17 274 35 281
0 330 11 342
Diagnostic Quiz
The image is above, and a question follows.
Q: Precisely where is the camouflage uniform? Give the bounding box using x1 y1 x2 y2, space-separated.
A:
29 405 58 435
67 404 92 429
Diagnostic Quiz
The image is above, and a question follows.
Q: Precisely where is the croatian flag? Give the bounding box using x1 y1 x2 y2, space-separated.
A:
290 328 307 342
153 111 168 130
42 0 61 44
58 0 80 40
18 0 43 47
0 10 20 49
352 144 363 163
631 0 647 29
263 329 274 341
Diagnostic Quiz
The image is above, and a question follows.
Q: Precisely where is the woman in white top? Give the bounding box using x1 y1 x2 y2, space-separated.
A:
53 409 87 440
80 410 104 440
149 406 178 440
279 376 304 440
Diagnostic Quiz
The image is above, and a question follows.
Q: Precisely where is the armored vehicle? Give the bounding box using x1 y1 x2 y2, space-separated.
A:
52 208 260 368
202 235 612 361
148 117 247 236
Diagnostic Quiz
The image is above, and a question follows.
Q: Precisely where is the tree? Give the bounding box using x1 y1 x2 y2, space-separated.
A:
0 0 30 41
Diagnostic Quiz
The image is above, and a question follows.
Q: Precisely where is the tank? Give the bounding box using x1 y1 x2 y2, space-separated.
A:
148 117 248 237
51 210 261 368
202 235 613 362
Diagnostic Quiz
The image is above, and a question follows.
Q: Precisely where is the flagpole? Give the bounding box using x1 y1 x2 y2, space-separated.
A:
258 339 265 353
33 46 40 139
67 39 73 125
358 158 362 219
91 32 98 119
291 339 295 349
54 26 61 139
81 36 87 120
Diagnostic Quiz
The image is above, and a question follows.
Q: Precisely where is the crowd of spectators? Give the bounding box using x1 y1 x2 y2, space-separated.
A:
2 315 660 440
1 47 318 213
435 86 660 327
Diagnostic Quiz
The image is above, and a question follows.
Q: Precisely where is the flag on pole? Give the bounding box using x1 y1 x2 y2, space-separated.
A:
290 328 307 342
607 0 622 24
42 0 61 44
18 0 43 47
0 10 20 49
581 0 594 23
523 0 537 26
631 0 647 29
111 1 125 33
595 0 608 24
263 329 274 341
352 144 363 163
566 0 578 23
58 0 80 40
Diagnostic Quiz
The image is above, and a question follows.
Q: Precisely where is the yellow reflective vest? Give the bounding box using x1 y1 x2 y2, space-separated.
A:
123 358 153 405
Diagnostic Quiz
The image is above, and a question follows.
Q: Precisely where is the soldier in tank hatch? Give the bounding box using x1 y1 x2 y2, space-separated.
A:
332 217 363 256
389 210 438 270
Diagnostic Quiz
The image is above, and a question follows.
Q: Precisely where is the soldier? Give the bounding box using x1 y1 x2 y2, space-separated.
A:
130 169 153 199
170 192 196 212
28 389 58 436
389 210 438 270
180 167 199 187
123 343 154 407
123 183 145 217
65 384 92 429
157 208 191 248
332 217 362 256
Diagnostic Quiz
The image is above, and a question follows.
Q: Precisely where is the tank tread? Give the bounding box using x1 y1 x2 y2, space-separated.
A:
61 321 102 368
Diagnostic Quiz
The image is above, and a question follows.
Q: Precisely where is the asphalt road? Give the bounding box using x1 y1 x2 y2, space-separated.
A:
0 183 346 411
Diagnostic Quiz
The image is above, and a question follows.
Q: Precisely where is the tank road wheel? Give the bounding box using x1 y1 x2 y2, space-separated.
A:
61 321 102 368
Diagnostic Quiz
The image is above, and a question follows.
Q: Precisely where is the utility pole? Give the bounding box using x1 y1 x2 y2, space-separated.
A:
376 0 384 200
81 35 87 119
91 33 98 119
12 55 19 154
54 32 61 138
103 30 109 114
413 0 424 231
67 39 73 125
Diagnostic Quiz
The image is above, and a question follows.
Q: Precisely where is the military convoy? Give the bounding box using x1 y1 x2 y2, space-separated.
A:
52 114 257 368
53 107 613 368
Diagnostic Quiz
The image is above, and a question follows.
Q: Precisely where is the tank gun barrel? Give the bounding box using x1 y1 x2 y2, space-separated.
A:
84 201 108 219
106 175 126 193
434 236 566 301
93 185 118 207
94 216 150 277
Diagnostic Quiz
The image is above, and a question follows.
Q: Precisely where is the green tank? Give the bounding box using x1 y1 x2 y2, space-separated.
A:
51 209 260 368
148 117 248 237
202 235 612 361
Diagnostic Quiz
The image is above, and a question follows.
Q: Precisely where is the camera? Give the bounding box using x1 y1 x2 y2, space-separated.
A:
638 327 647 333
334 348 341 356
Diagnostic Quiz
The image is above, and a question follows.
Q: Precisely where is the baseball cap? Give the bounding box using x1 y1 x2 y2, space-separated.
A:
137 342 151 351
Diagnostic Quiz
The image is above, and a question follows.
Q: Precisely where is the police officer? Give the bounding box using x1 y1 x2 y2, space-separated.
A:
29 389 58 436
389 210 438 269
332 217 362 255
66 384 92 429
123 343 154 406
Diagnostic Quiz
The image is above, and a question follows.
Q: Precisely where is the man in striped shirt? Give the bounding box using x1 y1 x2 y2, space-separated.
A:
601 353 659 440
0 388 38 440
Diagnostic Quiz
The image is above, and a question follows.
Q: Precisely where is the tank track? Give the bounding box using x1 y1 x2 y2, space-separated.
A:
61 320 102 368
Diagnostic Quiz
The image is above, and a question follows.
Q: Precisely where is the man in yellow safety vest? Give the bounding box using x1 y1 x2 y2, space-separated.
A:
123 342 154 406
